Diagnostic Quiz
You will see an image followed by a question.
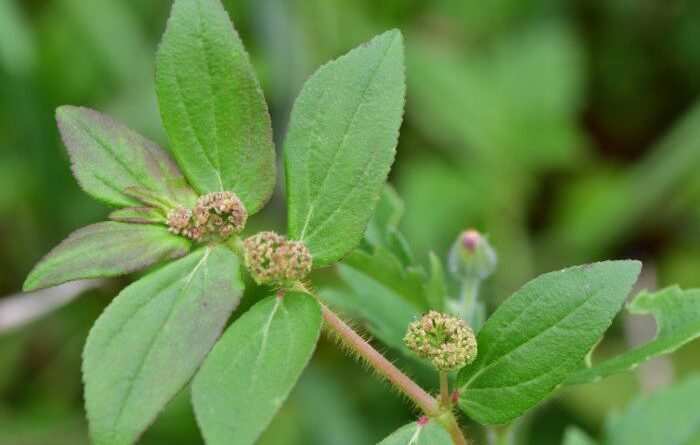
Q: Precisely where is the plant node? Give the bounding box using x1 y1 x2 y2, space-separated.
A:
404 311 477 372
243 231 312 286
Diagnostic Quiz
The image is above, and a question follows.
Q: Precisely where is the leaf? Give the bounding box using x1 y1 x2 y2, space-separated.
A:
109 206 166 224
565 286 700 385
285 30 406 266
457 261 641 424
344 247 428 312
563 427 598 445
365 185 405 248
24 222 190 291
156 0 275 213
56 106 196 208
603 375 700 445
322 265 420 352
191 291 321 445
83 245 243 445
377 420 453 445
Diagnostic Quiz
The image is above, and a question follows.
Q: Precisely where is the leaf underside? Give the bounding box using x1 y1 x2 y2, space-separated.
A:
457 261 641 424
192 291 322 445
56 105 196 208
83 246 243 445
285 29 406 266
377 420 453 445
565 285 700 385
23 222 190 291
156 0 275 213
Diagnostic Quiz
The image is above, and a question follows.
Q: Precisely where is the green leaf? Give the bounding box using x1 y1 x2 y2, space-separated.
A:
192 291 321 445
109 206 166 224
377 420 453 445
563 427 598 445
344 247 428 312
457 261 641 424
603 375 700 445
322 265 420 352
56 106 196 208
566 286 700 385
83 245 243 445
365 185 405 248
24 222 190 291
285 30 406 266
156 0 275 213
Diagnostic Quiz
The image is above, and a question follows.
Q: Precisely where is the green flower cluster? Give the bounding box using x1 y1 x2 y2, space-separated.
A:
166 191 247 241
404 311 477 372
243 231 312 286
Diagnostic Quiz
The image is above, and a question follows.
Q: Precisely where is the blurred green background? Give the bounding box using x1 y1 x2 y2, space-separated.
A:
1 0 699 444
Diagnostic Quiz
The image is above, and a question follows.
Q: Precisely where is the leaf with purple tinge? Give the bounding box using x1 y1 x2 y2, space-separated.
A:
83 245 243 445
56 105 197 208
23 222 190 291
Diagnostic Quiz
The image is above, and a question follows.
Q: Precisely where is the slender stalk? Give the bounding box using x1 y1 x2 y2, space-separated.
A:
439 372 450 408
319 304 440 415
458 278 480 324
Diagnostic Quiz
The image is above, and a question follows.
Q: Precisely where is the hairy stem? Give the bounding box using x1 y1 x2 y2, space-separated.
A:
319 304 440 415
446 414 469 445
439 372 450 408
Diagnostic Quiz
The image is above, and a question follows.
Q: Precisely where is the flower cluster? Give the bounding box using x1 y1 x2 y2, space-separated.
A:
166 191 247 241
243 231 312 286
404 311 477 372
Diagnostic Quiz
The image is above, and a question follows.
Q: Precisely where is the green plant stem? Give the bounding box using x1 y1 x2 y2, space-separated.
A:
319 303 440 415
458 278 480 323
446 414 469 445
440 372 450 407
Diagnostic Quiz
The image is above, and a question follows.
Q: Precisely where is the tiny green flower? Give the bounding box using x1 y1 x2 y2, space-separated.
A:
404 311 477 372
448 229 497 281
166 191 247 241
243 231 312 286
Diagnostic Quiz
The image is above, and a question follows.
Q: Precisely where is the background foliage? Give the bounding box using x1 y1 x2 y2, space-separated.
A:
1 0 699 444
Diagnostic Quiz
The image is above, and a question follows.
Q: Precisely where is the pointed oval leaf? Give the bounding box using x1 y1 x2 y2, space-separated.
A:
377 420 453 445
285 30 406 266
56 106 196 208
192 291 321 445
156 0 275 213
565 285 700 385
457 261 641 424
24 222 190 291
83 245 243 445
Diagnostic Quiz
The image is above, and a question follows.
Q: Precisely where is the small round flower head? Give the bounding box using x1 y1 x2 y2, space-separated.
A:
243 231 312 286
448 229 497 281
166 206 192 235
191 191 247 240
404 311 477 372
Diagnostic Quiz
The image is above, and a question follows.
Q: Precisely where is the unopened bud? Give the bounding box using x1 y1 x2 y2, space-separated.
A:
448 229 496 280
243 231 312 286
404 311 477 372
